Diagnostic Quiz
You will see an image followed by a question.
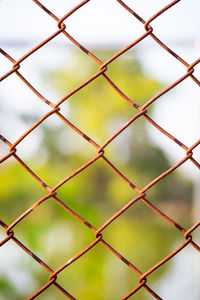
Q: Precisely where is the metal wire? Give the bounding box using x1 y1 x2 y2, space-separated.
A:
0 0 200 299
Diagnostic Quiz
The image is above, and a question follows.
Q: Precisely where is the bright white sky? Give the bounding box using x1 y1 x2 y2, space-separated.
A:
0 0 200 177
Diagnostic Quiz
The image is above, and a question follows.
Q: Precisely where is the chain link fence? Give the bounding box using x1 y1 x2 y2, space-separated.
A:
0 0 200 299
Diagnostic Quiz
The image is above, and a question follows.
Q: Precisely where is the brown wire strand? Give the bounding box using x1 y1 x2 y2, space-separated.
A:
0 0 200 299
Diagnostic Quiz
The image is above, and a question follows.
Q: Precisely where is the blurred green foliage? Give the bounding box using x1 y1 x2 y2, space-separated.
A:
0 50 193 299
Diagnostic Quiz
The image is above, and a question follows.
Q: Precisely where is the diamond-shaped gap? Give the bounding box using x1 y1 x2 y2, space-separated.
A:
101 111 186 192
0 227 48 299
52 70 137 146
146 243 200 299
54 241 141 300
102 197 183 281
15 37 99 104
3 10 103 113
137 44 200 110
56 157 137 228
0 0 58 57
45 0 145 54
11 197 96 271
1 48 100 156
104 48 163 110
106 37 188 107
9 106 97 188
84 39 192 123
96 157 194 241
104 135 194 225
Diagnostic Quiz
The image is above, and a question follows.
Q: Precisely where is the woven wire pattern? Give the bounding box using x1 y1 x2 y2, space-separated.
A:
0 0 200 299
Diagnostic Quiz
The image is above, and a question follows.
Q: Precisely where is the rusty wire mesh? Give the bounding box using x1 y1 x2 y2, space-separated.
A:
0 0 200 299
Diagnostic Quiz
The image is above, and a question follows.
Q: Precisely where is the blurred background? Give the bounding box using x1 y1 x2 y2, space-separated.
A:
0 0 200 299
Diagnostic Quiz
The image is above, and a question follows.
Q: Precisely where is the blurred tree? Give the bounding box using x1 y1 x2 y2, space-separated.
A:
0 50 192 300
